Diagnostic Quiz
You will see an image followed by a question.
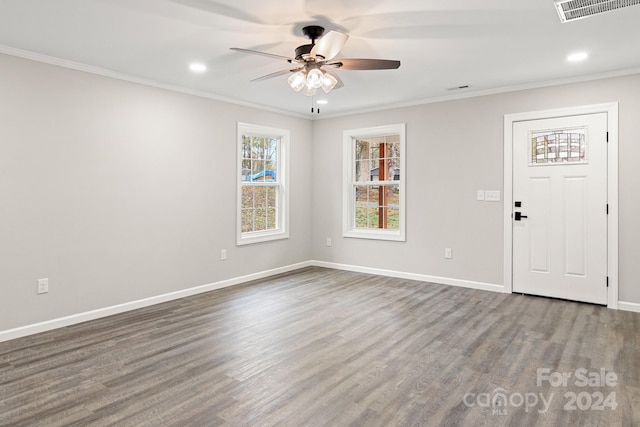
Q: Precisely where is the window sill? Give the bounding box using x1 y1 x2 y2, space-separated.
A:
343 229 405 242
237 230 289 246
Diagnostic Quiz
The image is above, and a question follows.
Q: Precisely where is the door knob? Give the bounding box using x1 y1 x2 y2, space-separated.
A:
514 211 528 221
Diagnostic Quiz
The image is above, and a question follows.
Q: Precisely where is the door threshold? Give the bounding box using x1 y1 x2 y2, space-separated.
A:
515 292 607 307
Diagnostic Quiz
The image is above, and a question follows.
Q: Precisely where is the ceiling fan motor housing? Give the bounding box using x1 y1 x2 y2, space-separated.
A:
296 26 326 60
295 44 314 60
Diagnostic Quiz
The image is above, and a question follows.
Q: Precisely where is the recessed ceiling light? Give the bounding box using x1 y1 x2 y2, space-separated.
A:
567 52 588 62
317 100 328 105
189 63 207 72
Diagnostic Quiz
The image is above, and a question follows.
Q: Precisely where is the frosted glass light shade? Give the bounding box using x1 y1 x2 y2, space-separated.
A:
302 84 318 96
306 68 324 89
321 73 338 93
288 71 306 92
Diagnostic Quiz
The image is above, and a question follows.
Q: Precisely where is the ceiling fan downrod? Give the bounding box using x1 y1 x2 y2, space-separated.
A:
295 26 326 60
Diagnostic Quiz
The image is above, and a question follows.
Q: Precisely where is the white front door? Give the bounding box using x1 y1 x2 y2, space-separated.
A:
512 113 608 304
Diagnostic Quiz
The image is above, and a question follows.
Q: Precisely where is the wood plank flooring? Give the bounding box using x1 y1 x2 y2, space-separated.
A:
1 267 638 426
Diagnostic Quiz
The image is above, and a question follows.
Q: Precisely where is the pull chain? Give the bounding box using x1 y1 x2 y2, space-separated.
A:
310 95 320 114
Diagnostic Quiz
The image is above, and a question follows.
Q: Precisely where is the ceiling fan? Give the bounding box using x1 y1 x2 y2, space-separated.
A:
230 25 401 96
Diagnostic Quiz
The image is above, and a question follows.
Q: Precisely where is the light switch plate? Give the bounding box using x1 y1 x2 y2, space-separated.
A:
37 278 49 294
485 190 501 201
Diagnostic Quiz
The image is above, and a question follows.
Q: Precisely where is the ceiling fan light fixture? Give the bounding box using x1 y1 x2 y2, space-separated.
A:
306 68 324 89
288 71 306 92
302 84 318 97
321 73 338 93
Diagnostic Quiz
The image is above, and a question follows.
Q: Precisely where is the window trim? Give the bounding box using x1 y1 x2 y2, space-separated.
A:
236 122 290 246
342 123 406 241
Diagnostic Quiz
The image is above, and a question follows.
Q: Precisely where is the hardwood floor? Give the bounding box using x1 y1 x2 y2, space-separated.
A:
1 267 638 426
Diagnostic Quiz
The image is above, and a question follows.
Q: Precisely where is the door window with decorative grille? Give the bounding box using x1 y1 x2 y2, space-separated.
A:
530 128 587 165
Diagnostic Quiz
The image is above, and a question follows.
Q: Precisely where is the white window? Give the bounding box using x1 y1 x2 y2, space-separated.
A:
343 124 406 241
237 123 289 245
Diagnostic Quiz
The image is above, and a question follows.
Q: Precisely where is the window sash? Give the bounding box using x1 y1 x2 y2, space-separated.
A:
343 124 406 241
240 183 281 233
237 123 289 245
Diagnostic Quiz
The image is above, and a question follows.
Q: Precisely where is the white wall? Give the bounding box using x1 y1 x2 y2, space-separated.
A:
0 53 313 331
311 73 640 304
2 51 639 335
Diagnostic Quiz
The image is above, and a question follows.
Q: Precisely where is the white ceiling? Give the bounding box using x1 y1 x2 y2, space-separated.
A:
1 0 639 117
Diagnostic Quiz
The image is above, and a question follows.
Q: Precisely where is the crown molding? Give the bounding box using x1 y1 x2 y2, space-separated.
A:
315 67 640 120
1 44 639 121
0 44 310 120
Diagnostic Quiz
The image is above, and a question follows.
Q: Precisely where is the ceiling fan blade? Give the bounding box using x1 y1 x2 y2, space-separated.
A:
326 58 401 70
310 30 349 60
250 68 302 82
230 47 296 63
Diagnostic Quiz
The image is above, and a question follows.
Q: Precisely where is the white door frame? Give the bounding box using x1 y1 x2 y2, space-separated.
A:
503 103 619 308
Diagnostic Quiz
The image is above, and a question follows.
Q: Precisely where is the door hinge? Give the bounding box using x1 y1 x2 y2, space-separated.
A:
606 131 609 142
606 276 609 287
606 204 609 215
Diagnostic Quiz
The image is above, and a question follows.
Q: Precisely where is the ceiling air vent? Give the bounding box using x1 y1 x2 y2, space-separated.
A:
555 0 640 22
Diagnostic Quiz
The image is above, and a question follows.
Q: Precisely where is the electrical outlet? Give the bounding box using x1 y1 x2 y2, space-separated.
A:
477 190 485 201
37 278 49 294
326 237 332 247
445 248 452 259
220 249 227 261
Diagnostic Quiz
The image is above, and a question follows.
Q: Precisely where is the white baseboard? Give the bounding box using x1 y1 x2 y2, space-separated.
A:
618 301 640 313
5 260 636 343
310 260 506 293
0 261 312 343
